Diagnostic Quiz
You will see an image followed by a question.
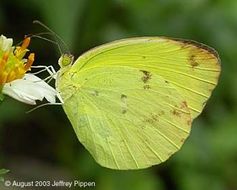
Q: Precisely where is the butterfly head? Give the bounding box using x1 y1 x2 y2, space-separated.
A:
58 54 74 68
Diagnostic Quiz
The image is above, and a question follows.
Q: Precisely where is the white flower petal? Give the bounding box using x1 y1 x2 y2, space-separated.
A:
23 74 59 103
0 35 13 51
2 73 60 105
2 84 37 105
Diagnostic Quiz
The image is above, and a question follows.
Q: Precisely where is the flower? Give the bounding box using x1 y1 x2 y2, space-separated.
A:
0 35 59 105
0 35 34 84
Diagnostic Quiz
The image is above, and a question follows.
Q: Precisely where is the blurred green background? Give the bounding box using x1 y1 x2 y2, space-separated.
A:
0 0 236 189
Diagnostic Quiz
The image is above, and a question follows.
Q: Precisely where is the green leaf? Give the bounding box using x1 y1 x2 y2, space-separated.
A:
0 93 4 102
0 169 9 175
0 169 9 182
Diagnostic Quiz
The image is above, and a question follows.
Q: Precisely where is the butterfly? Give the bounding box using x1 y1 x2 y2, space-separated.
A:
55 37 221 170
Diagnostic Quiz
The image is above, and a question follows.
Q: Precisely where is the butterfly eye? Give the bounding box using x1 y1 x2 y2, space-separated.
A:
59 54 74 67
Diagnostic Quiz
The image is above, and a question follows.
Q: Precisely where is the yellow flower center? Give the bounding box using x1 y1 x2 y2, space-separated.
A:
0 37 35 85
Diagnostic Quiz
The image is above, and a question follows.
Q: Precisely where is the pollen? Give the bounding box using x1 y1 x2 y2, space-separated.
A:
21 37 31 50
0 36 35 85
24 53 35 71
0 52 9 71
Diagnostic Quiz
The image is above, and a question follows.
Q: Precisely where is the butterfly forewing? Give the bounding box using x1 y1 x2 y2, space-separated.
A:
74 37 220 119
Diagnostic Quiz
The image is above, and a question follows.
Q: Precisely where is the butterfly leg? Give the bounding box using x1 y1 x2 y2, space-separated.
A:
31 65 57 79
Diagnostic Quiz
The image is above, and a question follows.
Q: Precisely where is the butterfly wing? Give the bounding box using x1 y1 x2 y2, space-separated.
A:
56 37 220 169
57 66 191 169
73 37 221 119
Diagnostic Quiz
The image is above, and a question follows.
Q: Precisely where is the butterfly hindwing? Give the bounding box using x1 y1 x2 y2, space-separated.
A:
57 66 191 169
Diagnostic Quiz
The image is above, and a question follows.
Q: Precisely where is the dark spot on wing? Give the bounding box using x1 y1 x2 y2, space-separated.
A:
70 71 77 78
165 80 169 84
158 111 165 116
140 70 152 83
121 94 127 99
172 109 181 117
180 138 185 143
189 55 199 67
144 138 149 144
143 84 151 90
122 110 127 114
162 37 221 68
121 94 128 114
151 113 159 121
144 113 159 124
145 119 153 124
60 72 65 77
169 37 220 59
180 101 188 109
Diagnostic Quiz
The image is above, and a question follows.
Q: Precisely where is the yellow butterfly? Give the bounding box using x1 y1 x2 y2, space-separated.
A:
56 37 221 170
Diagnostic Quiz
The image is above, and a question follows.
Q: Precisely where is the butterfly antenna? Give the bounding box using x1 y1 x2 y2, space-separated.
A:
16 32 63 55
28 33 59 45
27 33 63 54
33 20 70 54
